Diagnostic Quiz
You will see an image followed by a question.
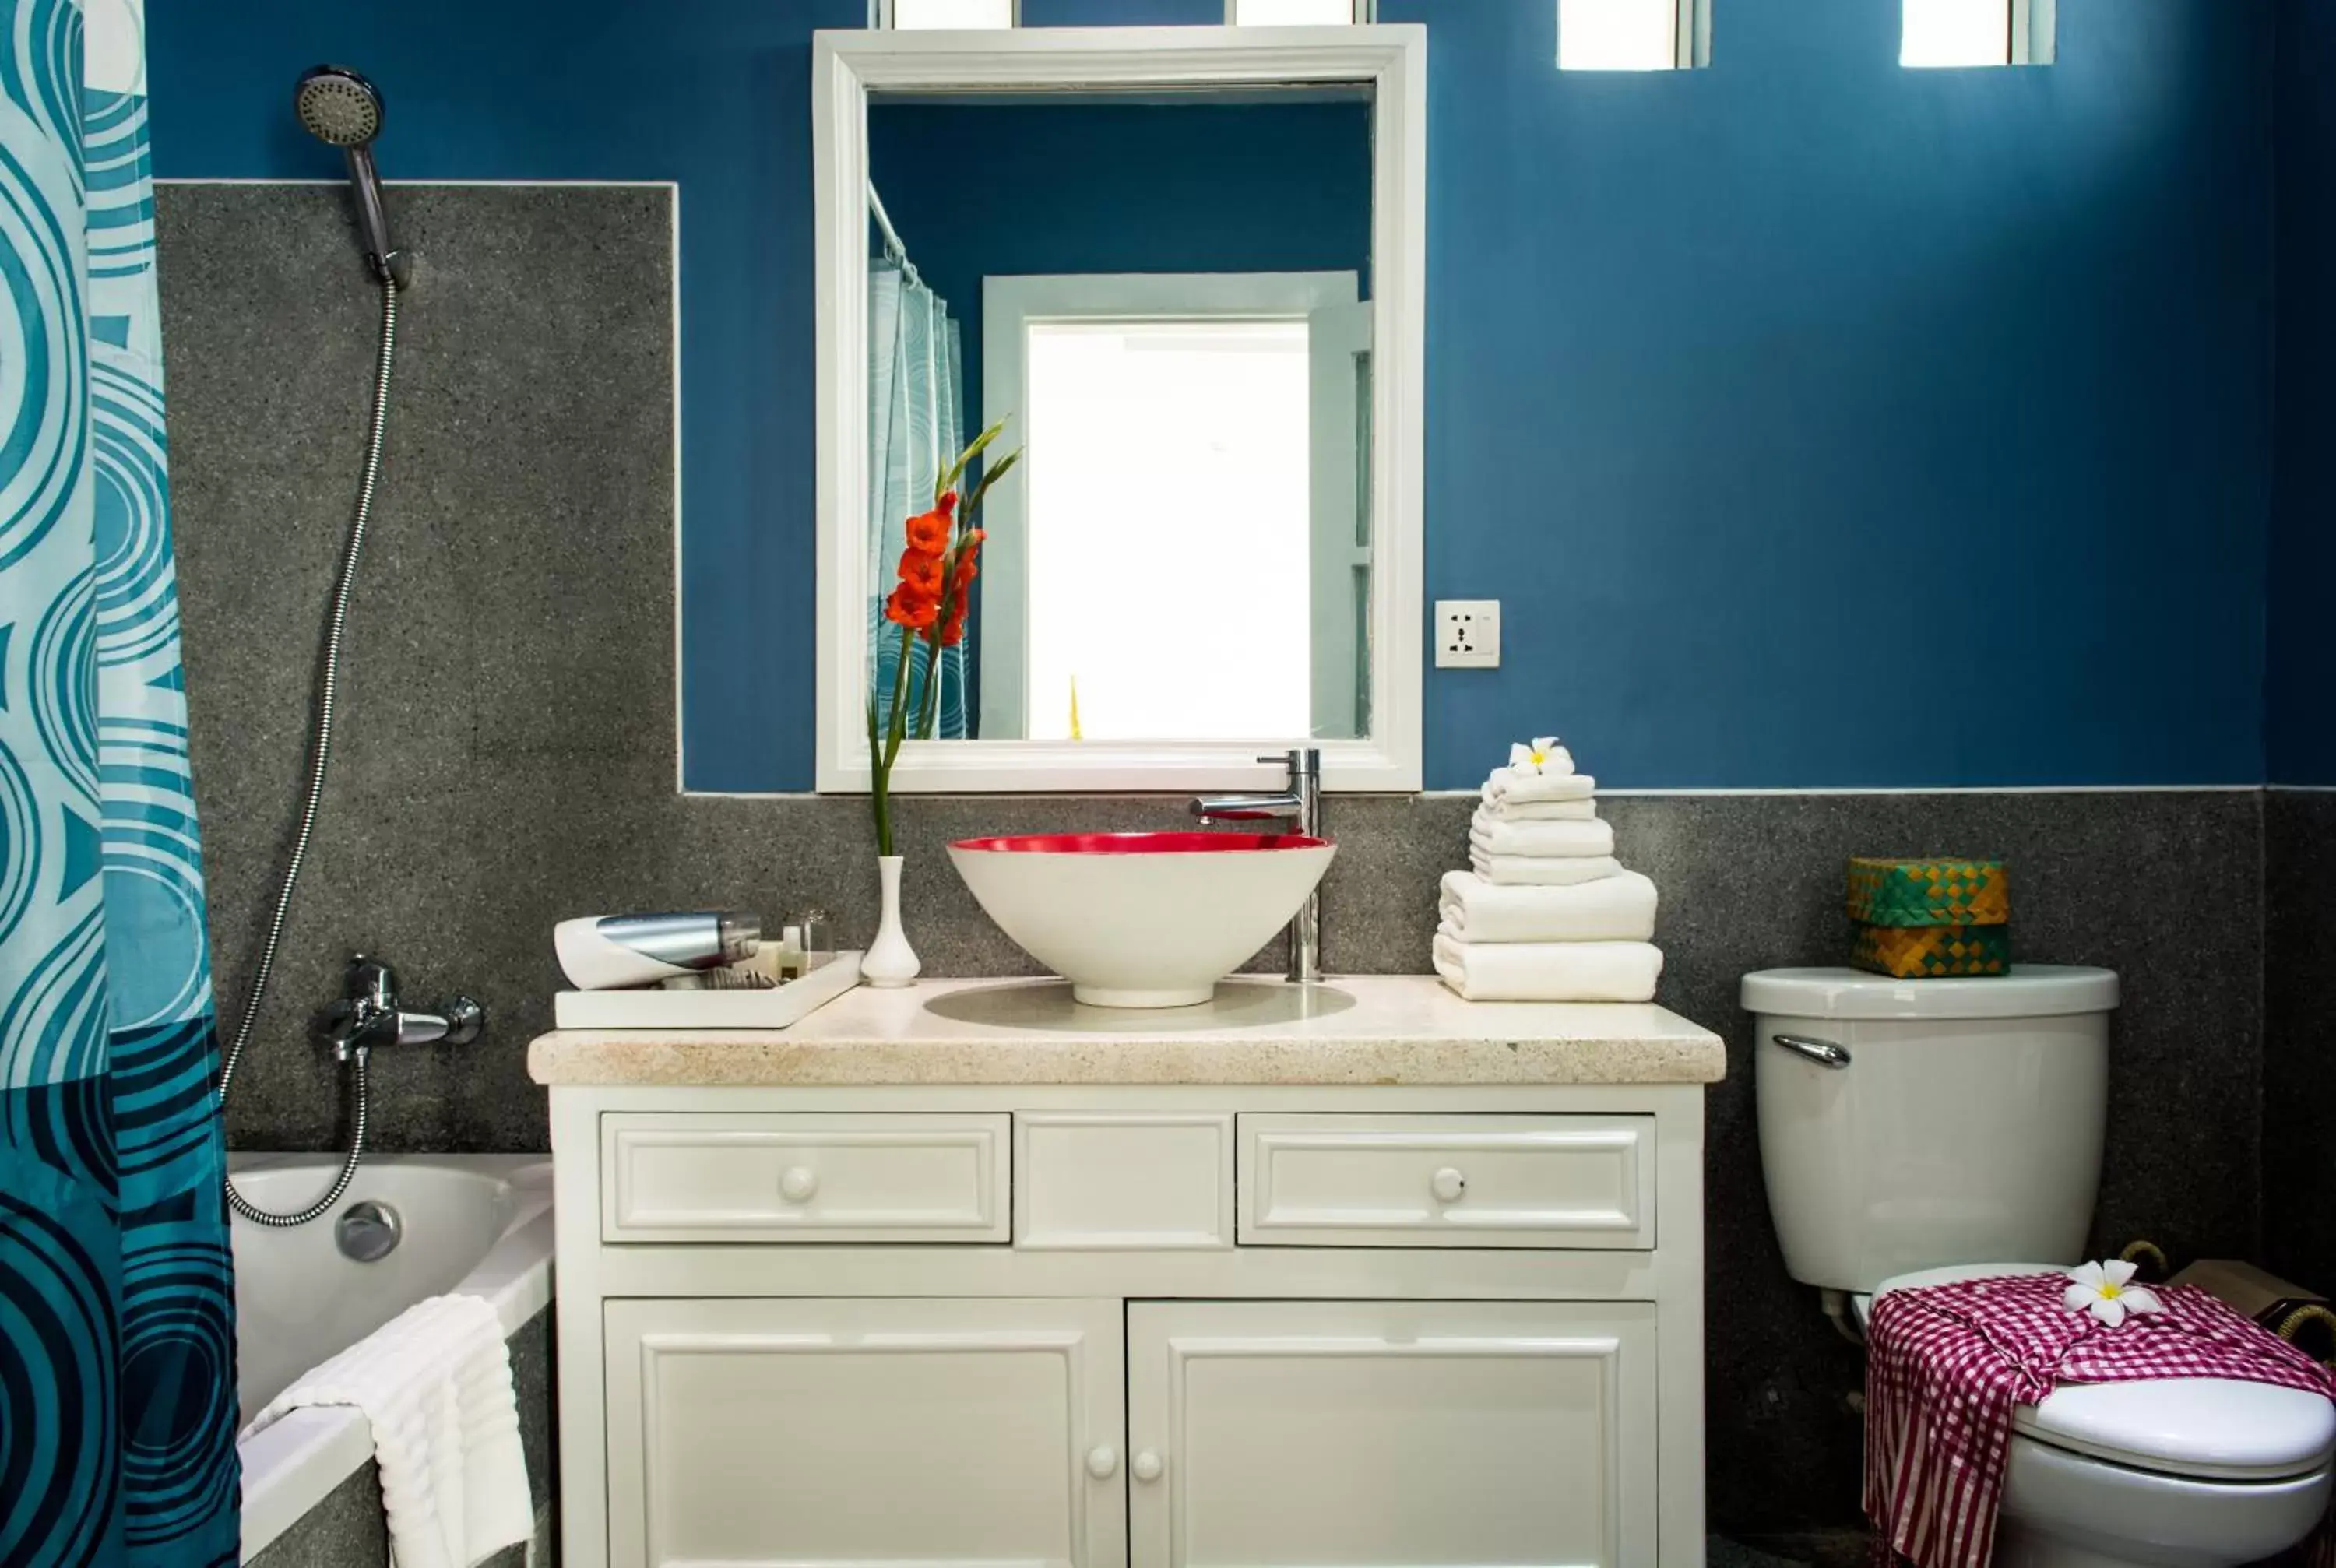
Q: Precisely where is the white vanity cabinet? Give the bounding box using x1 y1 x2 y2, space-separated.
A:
536 978 1724 1568
1125 1299 1659 1568
603 1296 1127 1568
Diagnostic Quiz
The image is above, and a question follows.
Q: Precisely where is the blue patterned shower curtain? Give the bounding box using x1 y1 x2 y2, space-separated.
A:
0 2 241 1563
867 256 969 738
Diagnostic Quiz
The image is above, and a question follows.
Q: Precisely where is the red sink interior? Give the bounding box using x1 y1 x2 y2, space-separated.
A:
950 831 1329 854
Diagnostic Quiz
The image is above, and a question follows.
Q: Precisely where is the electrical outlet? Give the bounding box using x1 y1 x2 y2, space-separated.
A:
1434 599 1500 669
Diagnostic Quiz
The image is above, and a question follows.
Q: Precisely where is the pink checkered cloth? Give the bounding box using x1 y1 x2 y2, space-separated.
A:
1864 1272 2334 1568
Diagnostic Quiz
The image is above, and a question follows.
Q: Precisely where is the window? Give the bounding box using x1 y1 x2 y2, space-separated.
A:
885 0 1016 28
1022 321 1314 740
1901 0 2055 68
978 269 1365 744
1557 0 1706 72
1230 0 1367 23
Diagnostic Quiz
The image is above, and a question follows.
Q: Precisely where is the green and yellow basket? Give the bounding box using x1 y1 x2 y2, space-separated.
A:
1846 857 2009 978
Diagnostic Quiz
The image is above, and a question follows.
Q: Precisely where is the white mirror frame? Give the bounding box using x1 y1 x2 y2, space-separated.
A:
812 23 1426 794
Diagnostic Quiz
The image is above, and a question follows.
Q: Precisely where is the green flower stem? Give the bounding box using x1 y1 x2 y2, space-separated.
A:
871 618 916 857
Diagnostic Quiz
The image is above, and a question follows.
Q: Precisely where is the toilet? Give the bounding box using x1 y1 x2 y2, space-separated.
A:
1746 965 2335 1567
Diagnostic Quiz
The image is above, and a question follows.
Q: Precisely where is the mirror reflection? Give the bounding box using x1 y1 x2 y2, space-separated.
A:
864 86 1376 744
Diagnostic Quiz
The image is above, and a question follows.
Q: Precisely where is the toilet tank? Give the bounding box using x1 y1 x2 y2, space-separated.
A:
1743 966 2120 1293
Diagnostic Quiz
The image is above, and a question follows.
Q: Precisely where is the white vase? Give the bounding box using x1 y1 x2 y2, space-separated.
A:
861 854 921 987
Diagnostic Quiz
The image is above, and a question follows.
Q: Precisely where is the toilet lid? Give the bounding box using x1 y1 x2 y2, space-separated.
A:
1860 1265 2336 1482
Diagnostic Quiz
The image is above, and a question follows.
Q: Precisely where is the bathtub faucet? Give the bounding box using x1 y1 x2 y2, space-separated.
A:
316 954 484 1062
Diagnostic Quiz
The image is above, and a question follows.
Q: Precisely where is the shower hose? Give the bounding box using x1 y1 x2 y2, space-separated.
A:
219 278 398 1227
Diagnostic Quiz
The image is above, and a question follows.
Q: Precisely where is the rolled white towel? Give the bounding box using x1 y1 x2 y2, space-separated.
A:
1483 766 1592 805
1469 810 1615 859
1439 869 1657 944
244 1294 531 1568
1470 850 1622 886
1478 790 1597 822
1433 932 1663 1003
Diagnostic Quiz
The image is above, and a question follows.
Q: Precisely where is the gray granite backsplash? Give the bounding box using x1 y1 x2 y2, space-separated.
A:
161 182 2274 1541
2264 789 2336 1298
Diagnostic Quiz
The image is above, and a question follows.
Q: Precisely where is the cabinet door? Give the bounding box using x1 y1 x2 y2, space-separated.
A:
1126 1301 1658 1568
606 1297 1127 1568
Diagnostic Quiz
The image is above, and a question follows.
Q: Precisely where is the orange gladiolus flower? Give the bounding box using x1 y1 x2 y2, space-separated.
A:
905 508 952 557
885 537 945 631
885 578 939 630
897 546 944 597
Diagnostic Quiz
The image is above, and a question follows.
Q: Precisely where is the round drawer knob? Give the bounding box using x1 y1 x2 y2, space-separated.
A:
1430 1166 1467 1202
1086 1445 1118 1479
1131 1450 1164 1483
779 1166 818 1203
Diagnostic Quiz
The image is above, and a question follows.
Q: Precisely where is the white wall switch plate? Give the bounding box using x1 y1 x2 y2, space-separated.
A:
1435 600 1500 669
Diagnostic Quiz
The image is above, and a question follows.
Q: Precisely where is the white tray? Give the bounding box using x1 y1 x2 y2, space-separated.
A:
553 951 864 1030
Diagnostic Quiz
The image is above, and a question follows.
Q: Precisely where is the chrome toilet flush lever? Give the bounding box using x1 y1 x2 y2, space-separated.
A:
1189 747 1325 985
316 954 484 1062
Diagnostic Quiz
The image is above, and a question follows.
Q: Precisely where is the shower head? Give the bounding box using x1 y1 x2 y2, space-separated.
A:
294 66 382 148
294 66 408 290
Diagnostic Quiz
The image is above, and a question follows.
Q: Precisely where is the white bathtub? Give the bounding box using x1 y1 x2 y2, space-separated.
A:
228 1153 554 1562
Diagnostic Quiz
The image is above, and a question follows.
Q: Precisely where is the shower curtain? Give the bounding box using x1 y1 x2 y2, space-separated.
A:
0 2 241 1563
867 256 970 738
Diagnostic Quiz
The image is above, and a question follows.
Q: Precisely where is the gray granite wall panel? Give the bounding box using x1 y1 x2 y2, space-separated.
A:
2265 789 2336 1298
162 183 2267 1540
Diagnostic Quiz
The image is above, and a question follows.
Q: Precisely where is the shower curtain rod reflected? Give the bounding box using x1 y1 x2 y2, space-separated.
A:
867 181 913 276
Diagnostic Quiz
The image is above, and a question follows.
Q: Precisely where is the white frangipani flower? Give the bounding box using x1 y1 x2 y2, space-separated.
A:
2062 1260 2164 1327
1509 737 1562 775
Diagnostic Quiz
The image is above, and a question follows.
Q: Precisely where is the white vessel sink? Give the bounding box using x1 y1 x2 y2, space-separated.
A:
947 831 1336 1008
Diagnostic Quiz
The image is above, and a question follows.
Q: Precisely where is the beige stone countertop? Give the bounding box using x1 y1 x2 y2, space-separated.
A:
527 974 1726 1088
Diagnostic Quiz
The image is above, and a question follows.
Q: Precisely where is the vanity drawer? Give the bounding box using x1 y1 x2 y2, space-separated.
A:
1236 1113 1655 1249
1015 1111 1234 1250
600 1113 1010 1243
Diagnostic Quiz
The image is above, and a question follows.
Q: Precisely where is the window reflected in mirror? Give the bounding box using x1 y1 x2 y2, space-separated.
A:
864 86 1374 745
1025 318 1311 740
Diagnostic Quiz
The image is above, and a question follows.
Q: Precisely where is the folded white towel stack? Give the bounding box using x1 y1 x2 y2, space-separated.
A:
1481 765 1593 810
1469 851 1622 886
1434 933 1665 1003
1440 868 1658 944
1436 737 1663 1002
244 1294 532 1568
1469 812 1614 860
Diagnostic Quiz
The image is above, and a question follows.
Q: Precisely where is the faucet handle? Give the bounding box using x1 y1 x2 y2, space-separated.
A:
437 996 485 1046
345 954 399 1007
1258 748 1321 779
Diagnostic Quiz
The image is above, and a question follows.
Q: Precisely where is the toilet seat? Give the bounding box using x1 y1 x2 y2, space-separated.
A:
1856 1264 2336 1483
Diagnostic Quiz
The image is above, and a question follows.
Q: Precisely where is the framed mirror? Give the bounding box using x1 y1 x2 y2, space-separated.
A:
812 24 1423 793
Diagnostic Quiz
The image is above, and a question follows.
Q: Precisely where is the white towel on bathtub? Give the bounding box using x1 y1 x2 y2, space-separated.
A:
243 1293 531 1568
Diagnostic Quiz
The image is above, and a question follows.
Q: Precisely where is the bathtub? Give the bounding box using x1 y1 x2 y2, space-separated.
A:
229 1153 554 1562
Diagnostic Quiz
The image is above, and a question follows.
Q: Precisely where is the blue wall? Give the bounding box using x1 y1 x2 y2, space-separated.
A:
147 0 2278 789
870 98 1373 438
2274 0 2334 786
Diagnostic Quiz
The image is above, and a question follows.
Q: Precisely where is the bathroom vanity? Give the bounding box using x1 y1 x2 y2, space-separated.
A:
531 976 1724 1567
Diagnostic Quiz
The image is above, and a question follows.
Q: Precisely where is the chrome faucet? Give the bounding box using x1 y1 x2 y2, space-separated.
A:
1190 747 1325 984
315 955 484 1062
